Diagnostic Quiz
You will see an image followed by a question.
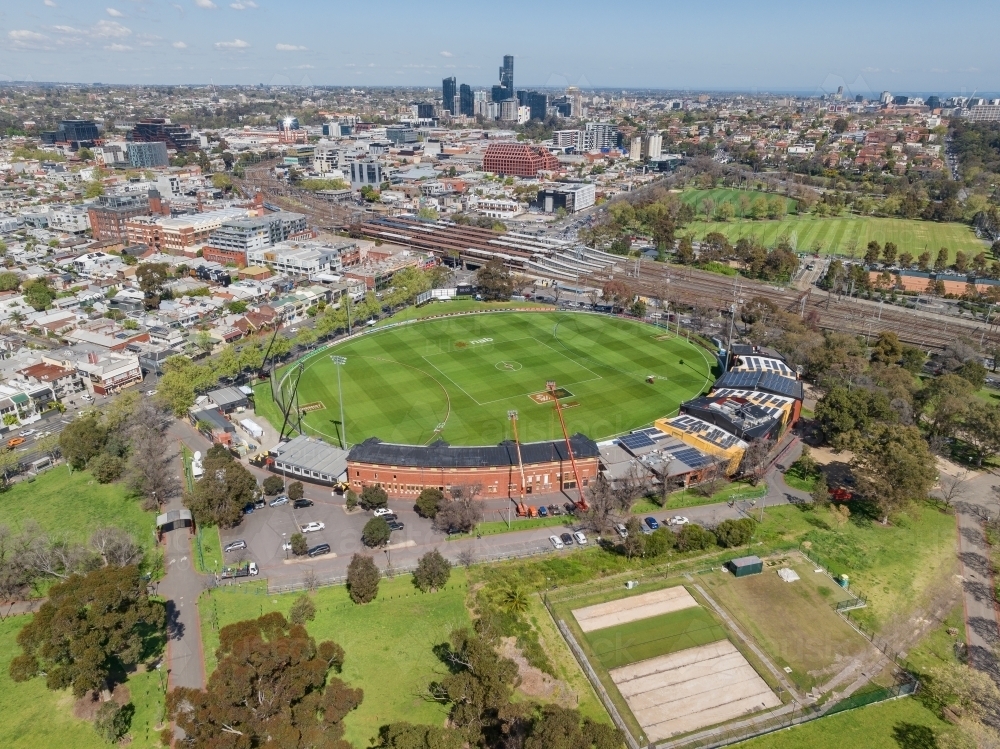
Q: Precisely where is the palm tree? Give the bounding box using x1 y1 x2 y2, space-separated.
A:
501 584 530 616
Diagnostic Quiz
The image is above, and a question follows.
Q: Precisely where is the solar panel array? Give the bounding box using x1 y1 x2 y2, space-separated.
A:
670 414 742 449
619 432 656 451
672 447 715 469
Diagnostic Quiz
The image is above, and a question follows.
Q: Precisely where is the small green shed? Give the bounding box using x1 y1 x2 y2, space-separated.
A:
726 555 763 577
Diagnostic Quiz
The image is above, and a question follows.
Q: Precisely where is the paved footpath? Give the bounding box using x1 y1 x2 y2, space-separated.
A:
159 425 210 690
940 464 1000 683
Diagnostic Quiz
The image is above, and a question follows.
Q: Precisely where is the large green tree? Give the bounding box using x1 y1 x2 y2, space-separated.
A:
58 414 108 469
851 423 937 521
167 612 361 749
10 565 164 696
474 259 513 301
814 386 894 445
184 446 259 527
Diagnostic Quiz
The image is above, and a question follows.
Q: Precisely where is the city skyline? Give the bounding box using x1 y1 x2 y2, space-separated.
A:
0 0 997 92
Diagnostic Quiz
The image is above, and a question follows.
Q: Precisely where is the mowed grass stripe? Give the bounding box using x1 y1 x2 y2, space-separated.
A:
259 313 712 446
584 607 727 670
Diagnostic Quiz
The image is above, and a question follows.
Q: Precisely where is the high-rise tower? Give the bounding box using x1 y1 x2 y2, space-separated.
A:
442 77 457 114
500 55 514 100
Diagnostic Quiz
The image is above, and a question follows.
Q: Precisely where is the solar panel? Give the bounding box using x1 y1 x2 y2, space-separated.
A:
673 448 714 469
619 432 656 451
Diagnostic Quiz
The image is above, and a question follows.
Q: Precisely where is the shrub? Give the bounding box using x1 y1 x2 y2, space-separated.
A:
289 593 316 625
415 487 444 518
715 518 756 548
360 485 388 511
645 528 674 557
413 549 451 592
676 523 716 552
262 475 284 496
287 481 304 501
345 489 358 510
346 554 379 604
94 701 133 744
89 452 125 484
290 533 308 556
362 517 391 547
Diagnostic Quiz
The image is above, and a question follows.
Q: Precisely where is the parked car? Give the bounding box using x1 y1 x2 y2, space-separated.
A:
270 495 289 507
615 523 628 539
224 540 247 553
549 535 564 550
300 522 325 533
644 516 659 531
373 507 393 517
387 520 405 531
381 513 398 522
308 543 331 558
293 498 314 509
547 505 562 516
560 532 574 546
281 541 292 551
573 531 588 545
20 429 36 438
669 516 690 526
5 437 25 449
538 505 548 517
242 503 254 515
253 498 266 510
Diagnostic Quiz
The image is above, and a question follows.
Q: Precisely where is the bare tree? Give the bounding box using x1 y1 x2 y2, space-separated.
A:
457 548 475 568
126 400 179 510
511 274 533 297
582 472 639 534
739 439 773 485
934 471 971 509
694 462 726 497
89 527 143 568
433 496 483 533
18 524 90 581
551 284 563 305
303 567 318 592
587 289 600 309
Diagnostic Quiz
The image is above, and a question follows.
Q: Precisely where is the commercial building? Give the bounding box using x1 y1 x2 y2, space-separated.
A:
40 119 100 146
127 141 169 169
248 240 349 276
313 141 346 174
459 84 474 117
482 142 560 177
963 105 1000 122
499 54 515 101
536 183 596 213
416 102 436 120
442 77 457 114
87 193 151 241
349 159 387 190
125 207 250 254
346 434 600 499
129 118 198 152
203 211 308 267
645 133 663 159
386 125 418 145
74 351 143 396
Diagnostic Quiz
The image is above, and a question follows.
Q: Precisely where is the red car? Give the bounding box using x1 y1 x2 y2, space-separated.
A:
828 487 853 501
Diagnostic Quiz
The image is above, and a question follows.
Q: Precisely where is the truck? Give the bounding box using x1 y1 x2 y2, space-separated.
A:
220 562 258 579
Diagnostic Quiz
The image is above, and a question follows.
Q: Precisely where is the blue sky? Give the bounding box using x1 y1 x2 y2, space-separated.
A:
0 0 997 94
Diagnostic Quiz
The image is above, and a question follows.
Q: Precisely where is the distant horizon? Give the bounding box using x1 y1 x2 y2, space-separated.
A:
2 0 997 92
1 80 996 101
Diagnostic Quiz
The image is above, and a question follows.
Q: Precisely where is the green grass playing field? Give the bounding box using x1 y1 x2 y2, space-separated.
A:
681 188 799 215
584 606 726 670
255 311 714 447
691 214 985 261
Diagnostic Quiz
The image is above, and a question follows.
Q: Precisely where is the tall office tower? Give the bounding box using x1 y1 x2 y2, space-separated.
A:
459 84 475 117
442 77 457 114
500 55 514 100
645 132 663 159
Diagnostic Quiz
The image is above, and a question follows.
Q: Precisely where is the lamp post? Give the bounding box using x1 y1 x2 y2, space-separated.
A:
331 355 347 449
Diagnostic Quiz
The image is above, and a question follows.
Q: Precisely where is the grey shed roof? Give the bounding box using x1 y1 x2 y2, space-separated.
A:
713 370 803 401
729 555 763 568
208 386 249 409
156 508 193 527
273 435 349 478
348 433 600 469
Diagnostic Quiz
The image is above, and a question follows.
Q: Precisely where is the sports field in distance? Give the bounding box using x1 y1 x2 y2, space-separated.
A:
691 214 985 261
255 311 714 446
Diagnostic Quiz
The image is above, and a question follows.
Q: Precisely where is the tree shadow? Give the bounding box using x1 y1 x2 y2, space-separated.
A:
892 722 938 749
164 600 186 641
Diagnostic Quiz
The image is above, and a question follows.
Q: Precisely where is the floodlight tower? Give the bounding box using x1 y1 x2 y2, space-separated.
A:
508 410 527 524
546 381 588 510
331 355 347 449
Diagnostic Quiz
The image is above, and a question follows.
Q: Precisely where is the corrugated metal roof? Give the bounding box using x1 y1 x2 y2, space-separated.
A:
348 434 600 469
273 435 349 479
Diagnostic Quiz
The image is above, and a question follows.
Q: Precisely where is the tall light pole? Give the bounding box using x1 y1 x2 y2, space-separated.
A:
331 356 347 449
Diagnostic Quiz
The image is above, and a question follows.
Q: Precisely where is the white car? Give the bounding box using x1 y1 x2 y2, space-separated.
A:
146 389 157 396
372 507 393 517
300 522 325 533
549 534 564 550
669 516 690 526
614 523 628 539
20 429 37 438
573 531 588 545
281 541 292 551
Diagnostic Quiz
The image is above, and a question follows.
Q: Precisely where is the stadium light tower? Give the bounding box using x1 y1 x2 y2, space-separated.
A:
331 355 347 448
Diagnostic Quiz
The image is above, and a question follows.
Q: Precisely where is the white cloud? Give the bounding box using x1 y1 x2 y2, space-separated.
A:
43 0 57 6
230 0 258 8
293 64 314 69
52 24 84 34
94 20 131 37
105 43 132 51
106 7 124 16
214 38 249 49
275 43 305 51
440 50 453 57
194 0 216 7
9 29 51 49
172 40 187 48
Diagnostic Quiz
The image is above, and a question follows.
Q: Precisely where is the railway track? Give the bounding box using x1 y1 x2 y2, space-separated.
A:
586 262 1000 351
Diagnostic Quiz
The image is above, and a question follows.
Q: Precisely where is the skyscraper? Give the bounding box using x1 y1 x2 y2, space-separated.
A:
459 84 474 117
500 55 514 100
442 77 457 115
